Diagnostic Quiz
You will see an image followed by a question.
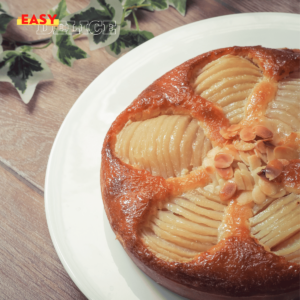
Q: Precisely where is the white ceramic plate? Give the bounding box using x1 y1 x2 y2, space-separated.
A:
45 13 300 300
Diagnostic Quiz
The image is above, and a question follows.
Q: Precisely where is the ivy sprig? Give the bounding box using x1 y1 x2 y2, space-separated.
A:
52 33 89 67
0 0 187 104
0 2 14 34
0 47 53 103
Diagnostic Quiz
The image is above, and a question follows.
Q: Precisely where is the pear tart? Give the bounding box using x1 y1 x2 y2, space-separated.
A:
101 46 300 299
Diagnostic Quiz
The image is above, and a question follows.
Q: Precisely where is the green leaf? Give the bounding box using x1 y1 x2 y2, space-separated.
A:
0 34 2 53
52 33 88 67
0 1 14 34
124 9 132 18
0 49 53 103
106 28 153 57
2 53 42 93
123 0 145 8
168 0 186 16
63 0 122 50
17 45 32 52
0 1 9 14
121 20 131 30
0 13 13 34
141 0 185 14
47 0 70 20
143 0 168 11
120 0 134 17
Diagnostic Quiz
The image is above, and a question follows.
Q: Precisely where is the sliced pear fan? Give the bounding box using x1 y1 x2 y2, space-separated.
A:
142 189 227 262
250 193 300 263
115 115 212 178
266 74 300 132
194 55 262 124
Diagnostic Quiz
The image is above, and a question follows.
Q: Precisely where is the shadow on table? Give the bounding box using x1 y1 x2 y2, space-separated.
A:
27 81 54 113
103 210 187 300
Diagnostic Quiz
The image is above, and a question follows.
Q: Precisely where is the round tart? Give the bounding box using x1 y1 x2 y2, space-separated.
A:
101 46 300 299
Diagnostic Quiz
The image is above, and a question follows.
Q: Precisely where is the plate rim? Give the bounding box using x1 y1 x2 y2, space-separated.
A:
44 12 300 300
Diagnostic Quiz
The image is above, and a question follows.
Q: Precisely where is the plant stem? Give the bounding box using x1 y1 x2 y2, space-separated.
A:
132 10 139 31
2 37 51 48
2 31 80 48
121 3 151 23
125 4 151 10
73 32 82 40
121 10 126 23
32 39 53 50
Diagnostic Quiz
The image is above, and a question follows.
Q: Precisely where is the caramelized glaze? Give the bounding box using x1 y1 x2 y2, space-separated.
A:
101 46 300 298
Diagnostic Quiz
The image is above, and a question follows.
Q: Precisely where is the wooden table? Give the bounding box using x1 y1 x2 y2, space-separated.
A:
1 1 298 299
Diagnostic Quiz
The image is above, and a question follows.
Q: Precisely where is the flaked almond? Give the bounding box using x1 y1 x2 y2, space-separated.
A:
220 128 238 139
237 191 253 205
248 155 261 171
228 124 241 132
219 181 237 201
233 140 256 151
237 161 249 172
266 147 275 162
252 166 265 185
256 140 267 154
234 169 245 190
205 166 215 175
257 169 268 181
222 145 240 161
252 185 266 204
269 188 286 199
278 159 290 167
238 163 254 190
264 141 275 149
214 153 234 169
240 127 256 142
274 146 299 160
265 159 284 180
239 151 250 166
254 148 268 164
216 167 233 180
258 177 278 196
254 125 273 139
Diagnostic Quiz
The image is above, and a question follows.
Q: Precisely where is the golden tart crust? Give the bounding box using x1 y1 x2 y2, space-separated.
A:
101 46 300 298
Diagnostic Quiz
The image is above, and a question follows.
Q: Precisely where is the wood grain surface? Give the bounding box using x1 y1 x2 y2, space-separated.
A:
0 164 86 299
0 0 298 299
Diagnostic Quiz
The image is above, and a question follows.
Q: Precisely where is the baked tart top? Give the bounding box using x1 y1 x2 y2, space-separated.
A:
101 46 300 297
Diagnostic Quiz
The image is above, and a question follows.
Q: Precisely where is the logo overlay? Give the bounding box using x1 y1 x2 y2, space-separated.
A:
17 14 59 26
